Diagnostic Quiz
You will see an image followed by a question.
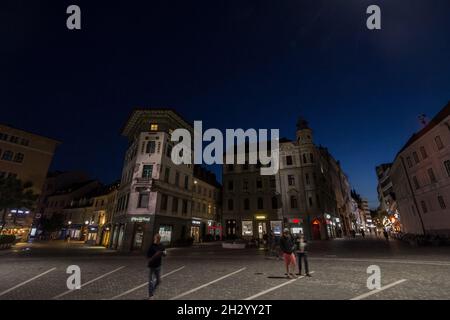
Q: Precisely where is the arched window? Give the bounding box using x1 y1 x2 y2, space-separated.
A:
302 154 307 164
290 196 298 209
310 153 314 163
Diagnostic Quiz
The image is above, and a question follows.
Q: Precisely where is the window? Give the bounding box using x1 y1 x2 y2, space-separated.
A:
228 199 234 211
420 200 428 213
413 152 420 164
444 160 450 177
256 179 263 189
164 167 170 183
420 146 428 159
288 175 295 186
228 180 234 191
21 138 29 146
182 200 188 215
242 221 253 236
310 153 314 163
1 150 13 161
438 196 446 210
142 165 153 178
166 144 172 158
305 173 310 185
302 154 307 164
0 133 8 141
175 172 180 186
10 136 19 143
150 124 159 131
413 176 420 190
257 198 264 210
271 196 278 209
244 198 250 210
270 178 276 189
427 168 437 183
13 153 24 163
290 196 298 209
286 156 293 166
308 197 313 207
243 179 249 191
435 136 444 150
160 194 168 211
138 193 149 208
146 141 156 154
184 176 189 190
172 197 178 213
313 173 317 184
407 157 413 168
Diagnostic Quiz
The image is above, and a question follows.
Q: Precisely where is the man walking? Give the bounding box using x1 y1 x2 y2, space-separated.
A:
295 234 311 277
147 233 166 299
280 228 297 278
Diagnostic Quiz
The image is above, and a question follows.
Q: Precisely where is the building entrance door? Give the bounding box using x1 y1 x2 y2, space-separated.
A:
312 220 321 240
257 221 267 239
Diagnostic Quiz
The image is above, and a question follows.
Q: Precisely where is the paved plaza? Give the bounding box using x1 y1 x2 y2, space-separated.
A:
1 237 450 300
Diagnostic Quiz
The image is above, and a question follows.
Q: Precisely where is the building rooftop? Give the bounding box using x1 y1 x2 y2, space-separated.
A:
397 101 450 156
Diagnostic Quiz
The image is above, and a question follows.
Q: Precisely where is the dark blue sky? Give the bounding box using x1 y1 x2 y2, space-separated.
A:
2 0 450 208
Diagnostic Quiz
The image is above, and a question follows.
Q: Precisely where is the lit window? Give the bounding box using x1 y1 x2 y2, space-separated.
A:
242 221 253 236
150 124 159 131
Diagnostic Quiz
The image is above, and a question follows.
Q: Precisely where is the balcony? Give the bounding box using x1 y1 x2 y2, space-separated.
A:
134 177 153 186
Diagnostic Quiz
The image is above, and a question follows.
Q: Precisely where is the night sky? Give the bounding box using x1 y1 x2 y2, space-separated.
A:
2 0 450 208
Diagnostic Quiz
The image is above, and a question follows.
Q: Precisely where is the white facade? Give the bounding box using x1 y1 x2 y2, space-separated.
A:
112 109 195 252
391 103 450 236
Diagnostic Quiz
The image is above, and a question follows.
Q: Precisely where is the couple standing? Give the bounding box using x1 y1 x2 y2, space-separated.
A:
280 228 311 278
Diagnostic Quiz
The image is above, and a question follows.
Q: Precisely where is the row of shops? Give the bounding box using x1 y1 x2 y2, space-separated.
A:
224 213 344 241
107 215 223 252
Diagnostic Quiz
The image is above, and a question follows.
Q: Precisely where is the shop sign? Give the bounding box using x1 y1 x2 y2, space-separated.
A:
288 218 303 224
255 215 266 220
131 217 151 223
192 220 201 225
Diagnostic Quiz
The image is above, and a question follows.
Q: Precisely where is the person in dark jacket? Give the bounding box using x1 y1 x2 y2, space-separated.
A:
280 228 297 278
147 233 166 299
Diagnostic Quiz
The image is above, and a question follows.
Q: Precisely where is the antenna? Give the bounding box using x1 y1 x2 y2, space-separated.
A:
418 114 428 128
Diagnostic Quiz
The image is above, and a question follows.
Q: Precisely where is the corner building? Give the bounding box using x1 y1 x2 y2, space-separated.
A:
112 109 195 252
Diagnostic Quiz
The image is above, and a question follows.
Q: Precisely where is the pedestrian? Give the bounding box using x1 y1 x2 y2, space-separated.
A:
361 229 365 238
147 233 167 299
383 229 389 241
280 228 297 278
262 232 268 250
295 234 311 277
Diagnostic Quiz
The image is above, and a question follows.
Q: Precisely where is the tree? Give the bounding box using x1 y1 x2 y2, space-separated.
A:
0 176 38 231
40 213 65 234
